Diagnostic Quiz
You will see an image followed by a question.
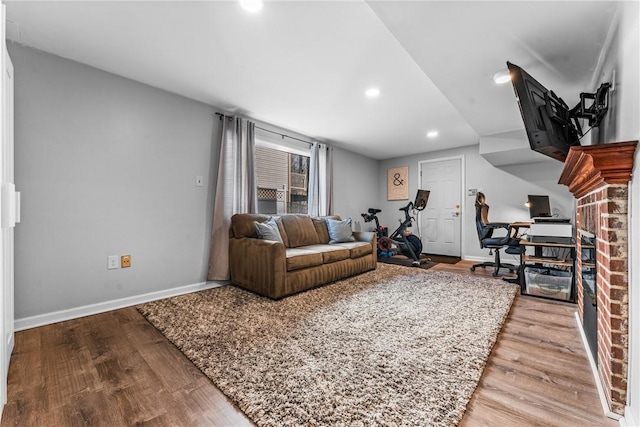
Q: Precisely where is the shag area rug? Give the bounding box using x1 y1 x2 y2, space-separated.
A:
138 263 518 427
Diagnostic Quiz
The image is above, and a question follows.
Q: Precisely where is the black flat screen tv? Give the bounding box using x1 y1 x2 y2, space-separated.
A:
507 61 582 162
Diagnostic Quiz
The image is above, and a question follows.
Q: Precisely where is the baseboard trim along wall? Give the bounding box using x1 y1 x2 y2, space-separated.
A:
622 406 637 427
574 312 623 422
15 280 229 331
463 255 521 265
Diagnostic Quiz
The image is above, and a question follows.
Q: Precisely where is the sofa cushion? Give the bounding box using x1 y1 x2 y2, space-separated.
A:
326 217 356 244
312 218 331 244
333 241 372 259
298 244 350 264
285 248 323 271
254 217 283 243
280 215 320 248
274 217 289 247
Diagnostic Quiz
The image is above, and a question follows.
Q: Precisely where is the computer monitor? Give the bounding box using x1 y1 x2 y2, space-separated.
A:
413 189 430 211
527 195 551 218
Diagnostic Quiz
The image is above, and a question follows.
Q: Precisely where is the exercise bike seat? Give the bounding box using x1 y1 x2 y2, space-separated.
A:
368 208 381 214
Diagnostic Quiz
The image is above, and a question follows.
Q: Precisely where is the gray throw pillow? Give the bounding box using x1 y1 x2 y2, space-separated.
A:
326 217 356 244
254 217 283 243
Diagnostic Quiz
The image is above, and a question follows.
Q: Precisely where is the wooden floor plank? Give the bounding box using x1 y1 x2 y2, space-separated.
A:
1 260 616 426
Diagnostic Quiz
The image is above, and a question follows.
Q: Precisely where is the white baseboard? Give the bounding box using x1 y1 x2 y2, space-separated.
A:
621 406 638 427
464 254 521 264
574 311 624 422
15 280 229 331
463 255 492 263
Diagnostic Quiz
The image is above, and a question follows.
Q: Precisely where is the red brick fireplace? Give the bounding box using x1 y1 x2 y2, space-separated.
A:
559 140 637 415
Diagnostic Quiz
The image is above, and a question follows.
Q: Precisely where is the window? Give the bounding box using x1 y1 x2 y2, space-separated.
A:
255 134 310 215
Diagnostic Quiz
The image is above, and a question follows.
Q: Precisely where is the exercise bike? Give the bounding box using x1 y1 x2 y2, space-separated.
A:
361 190 430 267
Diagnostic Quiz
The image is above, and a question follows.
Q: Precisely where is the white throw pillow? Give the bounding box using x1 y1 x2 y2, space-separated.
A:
326 217 356 244
254 217 283 243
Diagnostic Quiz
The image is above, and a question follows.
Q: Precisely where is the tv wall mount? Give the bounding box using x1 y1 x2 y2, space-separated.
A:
570 82 612 127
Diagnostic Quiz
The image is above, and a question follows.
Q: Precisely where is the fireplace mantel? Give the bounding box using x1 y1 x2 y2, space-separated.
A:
558 141 637 199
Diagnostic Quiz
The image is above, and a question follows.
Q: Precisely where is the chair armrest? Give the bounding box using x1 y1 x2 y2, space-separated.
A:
483 222 516 243
486 222 510 229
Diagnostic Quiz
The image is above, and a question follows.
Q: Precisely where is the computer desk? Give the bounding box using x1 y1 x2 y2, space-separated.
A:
508 221 532 244
510 221 532 232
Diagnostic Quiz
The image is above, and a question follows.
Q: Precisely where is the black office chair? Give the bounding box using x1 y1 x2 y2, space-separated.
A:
470 193 521 277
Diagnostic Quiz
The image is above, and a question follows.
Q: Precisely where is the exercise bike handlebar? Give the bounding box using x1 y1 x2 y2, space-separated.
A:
361 209 381 224
399 201 414 212
362 204 414 224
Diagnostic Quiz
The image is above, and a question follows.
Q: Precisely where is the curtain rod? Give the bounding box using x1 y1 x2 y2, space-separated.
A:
255 126 312 146
215 112 312 146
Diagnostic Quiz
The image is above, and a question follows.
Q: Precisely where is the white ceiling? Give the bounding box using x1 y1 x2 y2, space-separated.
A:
4 1 618 160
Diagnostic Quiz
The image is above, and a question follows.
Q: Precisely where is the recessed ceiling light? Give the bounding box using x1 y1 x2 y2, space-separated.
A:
365 88 380 98
239 0 263 13
427 130 439 138
493 69 511 84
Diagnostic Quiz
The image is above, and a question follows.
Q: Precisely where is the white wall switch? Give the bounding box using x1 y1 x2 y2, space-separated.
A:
195 175 204 187
107 255 119 270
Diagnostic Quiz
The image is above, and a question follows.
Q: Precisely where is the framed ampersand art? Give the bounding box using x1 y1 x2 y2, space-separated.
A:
387 166 409 200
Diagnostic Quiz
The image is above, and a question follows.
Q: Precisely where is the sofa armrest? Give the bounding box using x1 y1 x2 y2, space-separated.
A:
229 237 287 297
353 231 377 251
353 231 376 243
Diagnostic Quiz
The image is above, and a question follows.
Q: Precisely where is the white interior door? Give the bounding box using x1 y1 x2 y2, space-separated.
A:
0 5 14 417
419 157 462 257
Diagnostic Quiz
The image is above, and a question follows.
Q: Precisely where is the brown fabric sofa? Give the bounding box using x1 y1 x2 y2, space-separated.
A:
229 213 377 299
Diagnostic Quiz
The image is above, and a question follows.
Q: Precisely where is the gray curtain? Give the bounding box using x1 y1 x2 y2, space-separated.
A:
207 116 257 281
308 142 333 216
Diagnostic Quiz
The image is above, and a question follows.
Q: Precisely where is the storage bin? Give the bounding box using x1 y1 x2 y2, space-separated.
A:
524 266 573 301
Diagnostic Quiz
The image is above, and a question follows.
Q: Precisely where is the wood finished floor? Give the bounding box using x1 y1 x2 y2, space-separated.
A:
1 260 616 426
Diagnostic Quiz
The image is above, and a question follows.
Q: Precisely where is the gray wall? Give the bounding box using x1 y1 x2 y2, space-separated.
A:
332 147 379 232
10 43 220 320
377 145 572 262
9 42 382 322
589 2 639 147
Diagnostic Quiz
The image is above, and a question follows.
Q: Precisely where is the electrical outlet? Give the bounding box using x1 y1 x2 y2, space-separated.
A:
107 256 119 270
121 255 131 268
